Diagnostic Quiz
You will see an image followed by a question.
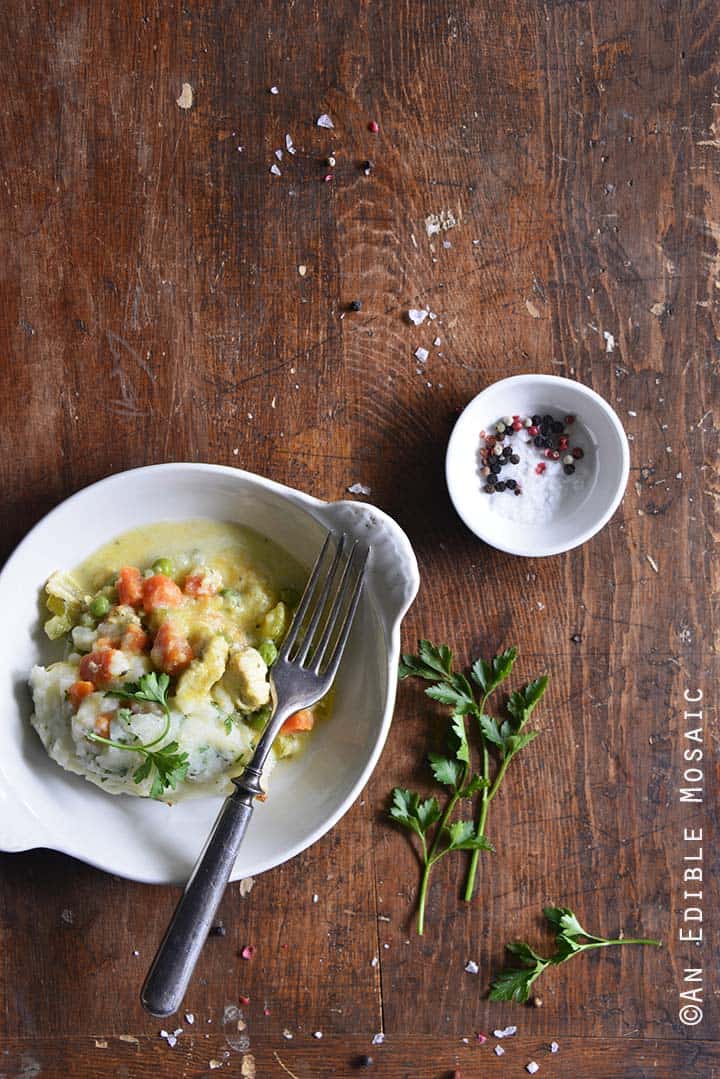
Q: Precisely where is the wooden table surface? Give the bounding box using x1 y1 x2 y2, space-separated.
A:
1 2 718 1076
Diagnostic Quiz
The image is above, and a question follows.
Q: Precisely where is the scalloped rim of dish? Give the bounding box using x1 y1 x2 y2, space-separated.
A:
0 463 419 883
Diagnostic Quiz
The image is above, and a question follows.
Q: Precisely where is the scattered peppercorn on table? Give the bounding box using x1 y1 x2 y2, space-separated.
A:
1 2 717 1077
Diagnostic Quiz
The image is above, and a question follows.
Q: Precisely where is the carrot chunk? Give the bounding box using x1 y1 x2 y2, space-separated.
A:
78 648 122 688
68 680 95 710
117 566 143 607
281 708 315 734
183 570 219 597
94 712 114 739
121 623 149 653
151 621 193 675
142 574 184 613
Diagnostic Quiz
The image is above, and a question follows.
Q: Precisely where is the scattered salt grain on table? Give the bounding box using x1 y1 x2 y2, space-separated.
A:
493 1026 517 1038
408 309 428 325
550 1041 559 1053
372 1033 385 1045
185 1013 195 1025
285 134 296 154
270 85 279 94
316 114 334 128
415 347 429 363
270 164 281 177
347 483 371 495
526 1063 540 1075
176 83 193 109
494 1045 505 1056
464 960 479 974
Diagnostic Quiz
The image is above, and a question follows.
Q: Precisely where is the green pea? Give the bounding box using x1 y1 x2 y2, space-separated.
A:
152 557 174 577
257 639 278 667
89 594 111 619
220 587 242 607
279 587 301 608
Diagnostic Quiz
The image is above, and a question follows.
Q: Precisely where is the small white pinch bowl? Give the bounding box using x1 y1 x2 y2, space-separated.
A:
0 464 419 884
446 374 630 557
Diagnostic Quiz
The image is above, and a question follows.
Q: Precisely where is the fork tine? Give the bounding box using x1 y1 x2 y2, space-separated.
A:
294 532 348 664
311 540 363 672
277 530 333 658
316 543 369 681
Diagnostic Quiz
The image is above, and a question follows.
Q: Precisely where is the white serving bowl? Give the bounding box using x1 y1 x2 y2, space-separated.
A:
0 464 419 884
446 374 630 556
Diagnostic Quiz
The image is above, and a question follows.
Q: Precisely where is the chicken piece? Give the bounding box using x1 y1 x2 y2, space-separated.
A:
174 634 229 712
223 646 270 712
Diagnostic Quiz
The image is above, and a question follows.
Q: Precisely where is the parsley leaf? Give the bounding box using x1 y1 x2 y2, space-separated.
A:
490 906 662 1002
86 672 188 799
390 640 548 933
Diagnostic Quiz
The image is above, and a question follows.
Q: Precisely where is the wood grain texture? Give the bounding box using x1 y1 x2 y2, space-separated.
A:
1 0 718 1075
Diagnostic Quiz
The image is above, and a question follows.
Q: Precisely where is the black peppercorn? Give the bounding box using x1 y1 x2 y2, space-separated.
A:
495 481 506 492
551 420 564 433
533 435 543 447
490 461 501 474
532 413 541 425
502 446 513 458
564 464 576 475
348 300 362 311
209 925 226 937
505 478 517 490
356 1054 374 1067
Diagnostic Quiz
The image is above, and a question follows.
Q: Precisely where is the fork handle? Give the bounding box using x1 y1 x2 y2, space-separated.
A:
141 771 263 1017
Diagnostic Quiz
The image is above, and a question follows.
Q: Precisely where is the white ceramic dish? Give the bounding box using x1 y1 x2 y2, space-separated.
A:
446 374 630 557
0 464 419 884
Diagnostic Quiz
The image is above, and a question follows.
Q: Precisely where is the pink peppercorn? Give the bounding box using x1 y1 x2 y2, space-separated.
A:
323 173 333 182
551 449 560 460
535 462 546 474
559 436 569 450
572 446 584 459
565 414 575 424
368 120 379 132
528 425 539 436
544 448 553 459
239 995 250 1005
512 419 523 431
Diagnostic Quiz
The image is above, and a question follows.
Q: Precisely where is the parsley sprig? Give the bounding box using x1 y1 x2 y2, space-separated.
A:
85 672 189 799
490 906 662 1002
390 640 547 933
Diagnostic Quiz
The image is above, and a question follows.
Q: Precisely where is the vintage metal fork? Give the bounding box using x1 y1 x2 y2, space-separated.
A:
141 530 370 1017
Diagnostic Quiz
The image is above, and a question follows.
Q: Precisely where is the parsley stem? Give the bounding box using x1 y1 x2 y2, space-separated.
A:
86 711 171 754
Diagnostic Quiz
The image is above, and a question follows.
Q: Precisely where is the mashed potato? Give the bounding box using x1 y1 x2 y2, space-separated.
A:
29 519 321 802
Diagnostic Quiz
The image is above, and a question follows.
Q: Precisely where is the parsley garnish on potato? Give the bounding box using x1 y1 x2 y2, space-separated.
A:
85 672 189 799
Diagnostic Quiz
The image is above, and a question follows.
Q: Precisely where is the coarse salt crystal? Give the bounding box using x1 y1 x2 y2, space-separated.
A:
270 86 279 94
494 1045 505 1056
372 1033 385 1045
408 309 428 325
371 956 379 967
316 114 334 129
313 1031 323 1039
270 164 281 177
603 330 615 352
312 894 319 903
285 134 296 154
464 960 479 974
493 1026 517 1038
283 1029 293 1040
275 149 283 160
550 1041 559 1053
434 337 441 346
185 1014 194 1025
526 1063 539 1075
415 347 429 363
347 482 371 495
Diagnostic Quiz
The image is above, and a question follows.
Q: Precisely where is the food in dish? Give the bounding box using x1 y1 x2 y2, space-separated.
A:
29 519 323 801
